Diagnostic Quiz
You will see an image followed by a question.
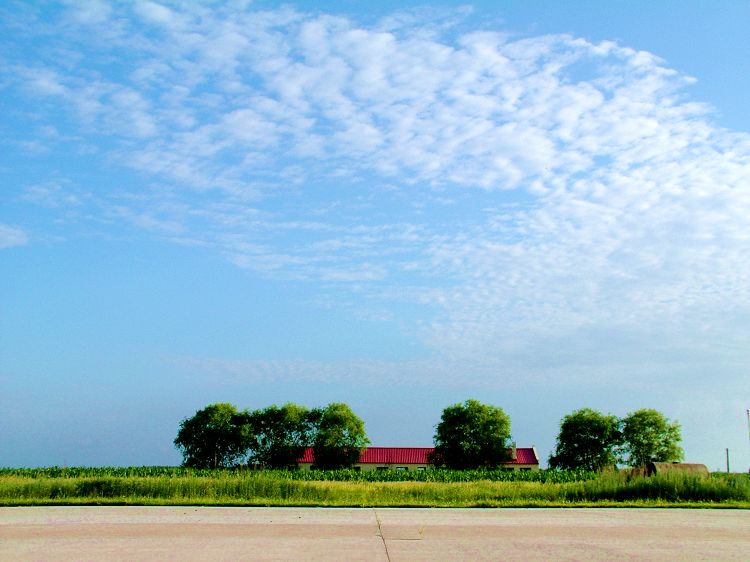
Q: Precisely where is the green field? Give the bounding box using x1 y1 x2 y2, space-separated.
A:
1 468 748 507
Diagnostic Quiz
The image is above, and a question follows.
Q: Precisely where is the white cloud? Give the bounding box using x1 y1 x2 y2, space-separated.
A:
7 3 750 376
22 181 84 208
67 0 112 24
21 68 69 97
0 224 29 248
134 1 175 26
168 354 517 388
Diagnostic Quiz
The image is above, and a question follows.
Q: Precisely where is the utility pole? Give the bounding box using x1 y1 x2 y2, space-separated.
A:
725 448 730 473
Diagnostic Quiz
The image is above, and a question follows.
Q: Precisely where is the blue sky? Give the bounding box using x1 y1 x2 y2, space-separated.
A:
1 1 749 470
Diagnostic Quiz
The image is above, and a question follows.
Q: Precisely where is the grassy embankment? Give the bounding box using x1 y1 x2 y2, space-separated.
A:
0 467 747 508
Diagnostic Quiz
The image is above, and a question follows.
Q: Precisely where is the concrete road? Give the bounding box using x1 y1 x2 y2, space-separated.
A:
1 507 748 561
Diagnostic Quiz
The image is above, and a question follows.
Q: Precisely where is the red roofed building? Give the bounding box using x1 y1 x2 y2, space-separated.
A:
297 446 539 471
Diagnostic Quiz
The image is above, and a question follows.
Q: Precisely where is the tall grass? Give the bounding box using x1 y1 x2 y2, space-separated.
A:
571 471 750 503
1 469 747 507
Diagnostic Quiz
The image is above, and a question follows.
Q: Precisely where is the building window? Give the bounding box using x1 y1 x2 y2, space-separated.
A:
396 467 407 471
376 466 388 471
417 467 426 470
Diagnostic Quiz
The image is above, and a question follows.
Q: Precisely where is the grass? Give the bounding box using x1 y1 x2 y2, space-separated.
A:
0 468 748 507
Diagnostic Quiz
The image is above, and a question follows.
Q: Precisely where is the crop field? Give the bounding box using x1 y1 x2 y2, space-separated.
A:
0 466 597 482
0 468 748 507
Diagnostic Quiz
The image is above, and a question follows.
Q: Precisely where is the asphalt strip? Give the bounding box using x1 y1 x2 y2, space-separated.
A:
1 507 748 561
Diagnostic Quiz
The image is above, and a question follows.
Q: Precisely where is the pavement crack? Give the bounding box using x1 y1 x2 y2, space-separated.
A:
373 508 391 562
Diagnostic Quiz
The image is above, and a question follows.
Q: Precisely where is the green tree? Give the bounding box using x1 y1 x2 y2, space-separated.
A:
311 402 370 469
548 408 621 471
245 403 315 469
621 408 684 466
173 403 252 468
429 399 512 469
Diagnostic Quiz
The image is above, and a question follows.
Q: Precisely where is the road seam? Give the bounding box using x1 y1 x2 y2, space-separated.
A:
372 508 391 562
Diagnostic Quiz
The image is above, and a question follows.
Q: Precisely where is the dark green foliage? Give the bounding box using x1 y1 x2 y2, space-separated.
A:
172 401 370 471
282 467 596 483
430 399 512 469
310 403 370 469
3 468 747 506
568 471 750 503
621 409 683 466
173 403 252 468
0 465 598 483
0 466 228 478
244 403 315 469
548 408 621 471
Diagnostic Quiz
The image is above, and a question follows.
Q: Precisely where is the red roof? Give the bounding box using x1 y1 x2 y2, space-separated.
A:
298 447 538 465
512 448 538 465
360 447 433 464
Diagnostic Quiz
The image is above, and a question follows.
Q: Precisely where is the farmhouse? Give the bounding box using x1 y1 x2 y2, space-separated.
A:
297 446 540 471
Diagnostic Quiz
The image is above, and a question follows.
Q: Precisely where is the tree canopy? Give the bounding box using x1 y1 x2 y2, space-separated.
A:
174 401 370 470
429 399 512 469
244 403 315 469
173 403 252 468
311 402 370 469
621 408 683 466
548 408 621 471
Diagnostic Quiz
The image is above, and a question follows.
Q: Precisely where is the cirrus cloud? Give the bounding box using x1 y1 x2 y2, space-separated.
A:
4 2 750 373
0 224 29 249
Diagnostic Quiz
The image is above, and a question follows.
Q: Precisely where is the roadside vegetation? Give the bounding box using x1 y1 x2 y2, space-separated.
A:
0 468 747 507
0 466 596 482
174 402 369 469
174 400 686 473
549 408 684 471
2 400 723 508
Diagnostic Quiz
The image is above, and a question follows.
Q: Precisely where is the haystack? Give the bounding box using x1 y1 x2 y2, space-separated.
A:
646 462 709 477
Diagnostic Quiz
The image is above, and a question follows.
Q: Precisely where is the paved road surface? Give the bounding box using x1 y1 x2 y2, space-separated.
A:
1 507 748 561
